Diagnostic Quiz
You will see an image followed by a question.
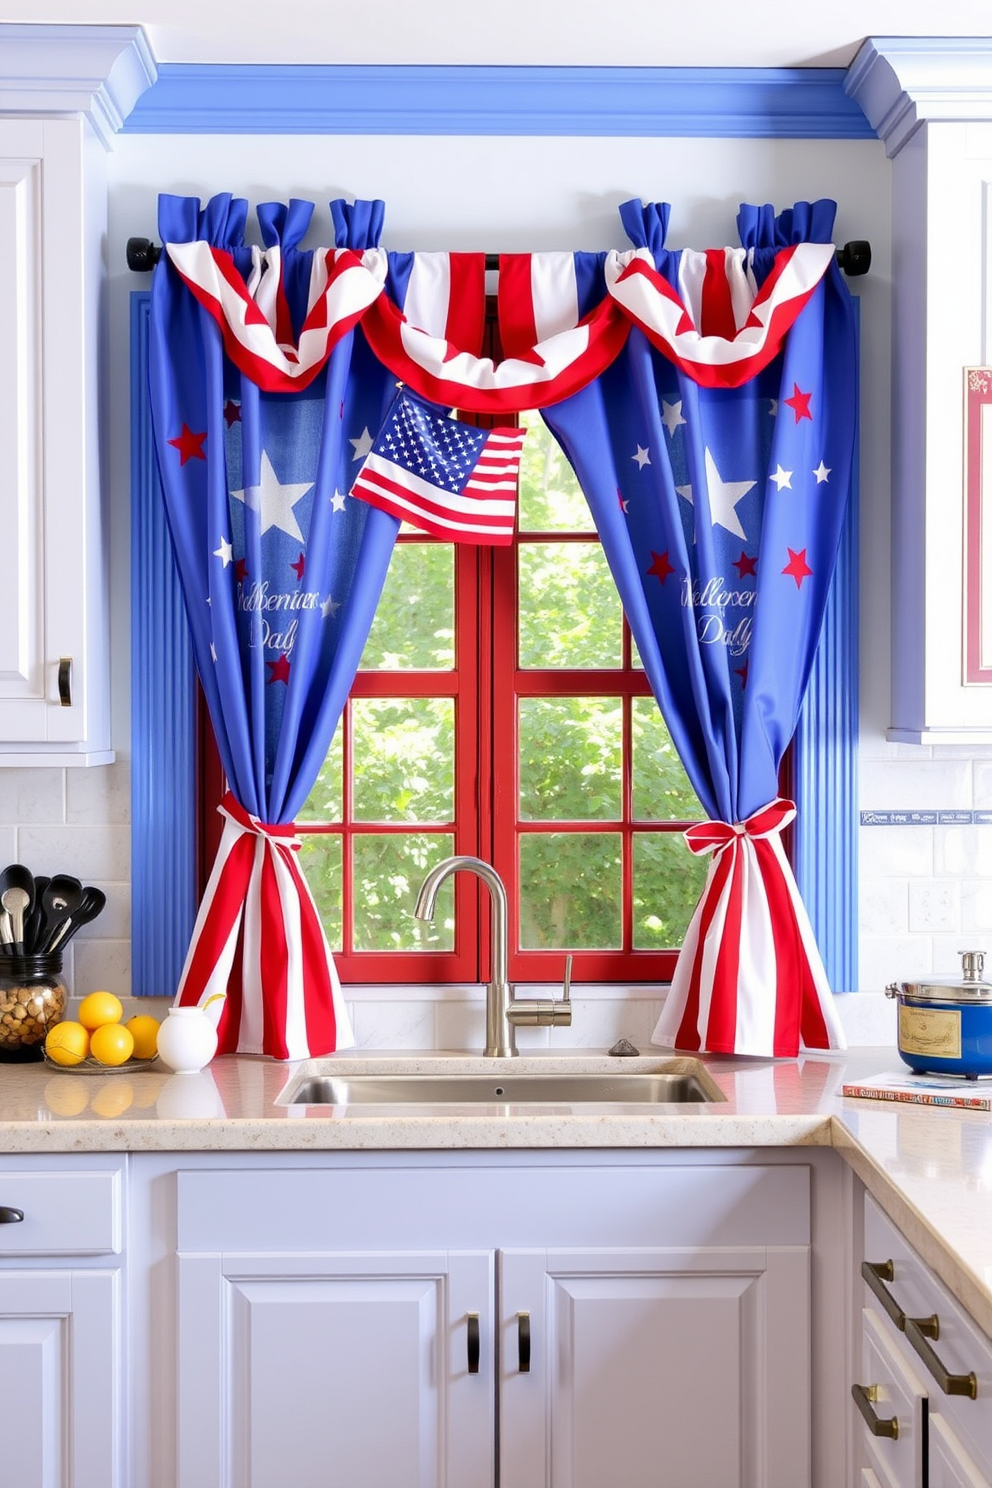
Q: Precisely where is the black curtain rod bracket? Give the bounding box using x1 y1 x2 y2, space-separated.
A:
127 236 871 277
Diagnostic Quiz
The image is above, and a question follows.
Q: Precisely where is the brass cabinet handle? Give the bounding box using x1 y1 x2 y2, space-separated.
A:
0 1207 23 1224
466 1313 480 1375
517 1311 531 1373
851 1382 899 1439
904 1317 978 1399
862 1260 905 1330
862 1260 940 1342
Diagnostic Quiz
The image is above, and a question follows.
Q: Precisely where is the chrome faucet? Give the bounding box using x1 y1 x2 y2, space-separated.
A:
413 855 571 1057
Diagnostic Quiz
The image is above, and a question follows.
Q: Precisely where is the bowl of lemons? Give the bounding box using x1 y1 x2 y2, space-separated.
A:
44 991 160 1073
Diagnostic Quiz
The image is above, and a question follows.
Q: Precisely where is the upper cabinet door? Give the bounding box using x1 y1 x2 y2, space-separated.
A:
0 116 112 764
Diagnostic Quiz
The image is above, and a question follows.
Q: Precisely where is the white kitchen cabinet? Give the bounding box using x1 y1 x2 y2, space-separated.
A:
0 1158 125 1488
0 113 112 763
499 1243 809 1488
846 43 992 742
853 1195 992 1488
157 1155 813 1488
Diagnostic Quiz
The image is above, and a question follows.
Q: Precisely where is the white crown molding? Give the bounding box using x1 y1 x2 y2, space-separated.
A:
846 36 992 157
0 24 158 148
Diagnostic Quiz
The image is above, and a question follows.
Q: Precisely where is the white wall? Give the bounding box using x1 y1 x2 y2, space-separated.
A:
8 123 961 1048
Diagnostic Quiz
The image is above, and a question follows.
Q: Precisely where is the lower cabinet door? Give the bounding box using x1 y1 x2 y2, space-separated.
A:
176 1249 495 1488
930 1414 992 1488
0 1270 122 1488
498 1243 811 1488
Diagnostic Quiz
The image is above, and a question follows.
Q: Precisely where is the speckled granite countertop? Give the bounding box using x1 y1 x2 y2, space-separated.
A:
1 1045 991 1338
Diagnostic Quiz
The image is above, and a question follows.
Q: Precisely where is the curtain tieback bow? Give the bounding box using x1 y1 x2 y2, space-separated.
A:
173 791 344 1060
683 798 796 857
652 796 843 1058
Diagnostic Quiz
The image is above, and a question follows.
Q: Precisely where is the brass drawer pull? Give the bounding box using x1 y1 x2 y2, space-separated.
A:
862 1260 905 1330
517 1311 531 1373
904 1317 978 1399
0 1207 23 1224
466 1313 480 1375
852 1382 899 1439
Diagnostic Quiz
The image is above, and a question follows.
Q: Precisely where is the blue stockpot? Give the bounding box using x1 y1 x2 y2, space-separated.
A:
888 954 992 1078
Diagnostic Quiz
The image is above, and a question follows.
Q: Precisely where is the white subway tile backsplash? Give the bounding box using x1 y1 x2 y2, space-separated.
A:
859 826 934 879
860 758 972 809
935 825 992 878
908 880 961 933
66 760 130 826
71 939 132 1000
859 934 932 993
16 823 130 882
859 880 909 934
351 997 436 1049
960 882 992 933
0 769 64 825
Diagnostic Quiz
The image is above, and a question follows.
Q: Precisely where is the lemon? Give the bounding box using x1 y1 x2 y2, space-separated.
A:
124 1014 160 1061
44 1020 90 1066
78 990 124 1031
89 1022 134 1067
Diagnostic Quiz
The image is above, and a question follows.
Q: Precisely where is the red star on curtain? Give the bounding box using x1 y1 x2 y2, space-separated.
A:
223 400 241 427
782 547 813 589
167 423 207 465
234 558 248 584
266 653 291 685
291 553 306 581
783 384 813 424
732 551 757 578
646 550 676 584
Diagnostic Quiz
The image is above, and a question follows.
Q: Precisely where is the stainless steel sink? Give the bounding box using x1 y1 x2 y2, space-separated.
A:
278 1069 723 1107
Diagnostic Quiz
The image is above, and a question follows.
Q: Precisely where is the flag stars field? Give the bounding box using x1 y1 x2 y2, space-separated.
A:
213 536 233 567
813 461 831 484
661 401 686 437
632 445 651 469
769 465 792 491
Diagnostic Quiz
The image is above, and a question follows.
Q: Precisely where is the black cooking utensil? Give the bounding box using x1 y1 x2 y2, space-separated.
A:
40 875 84 954
45 885 107 953
24 875 50 954
0 864 35 955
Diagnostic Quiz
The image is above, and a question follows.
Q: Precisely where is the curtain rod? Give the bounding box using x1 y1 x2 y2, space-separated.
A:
125 237 872 276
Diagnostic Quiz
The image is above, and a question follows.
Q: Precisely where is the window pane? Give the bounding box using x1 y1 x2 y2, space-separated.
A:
518 543 622 669
631 698 701 821
519 832 621 948
353 832 455 951
517 414 592 532
519 697 621 821
298 833 343 951
297 728 343 822
359 542 454 670
632 833 708 949
351 698 454 823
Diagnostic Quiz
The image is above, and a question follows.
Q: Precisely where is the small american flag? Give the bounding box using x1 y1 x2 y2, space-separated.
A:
349 390 525 544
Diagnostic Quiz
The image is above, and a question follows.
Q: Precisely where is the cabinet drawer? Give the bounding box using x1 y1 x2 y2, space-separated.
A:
0 1169 121 1254
865 1197 992 1478
176 1162 810 1254
857 1307 926 1488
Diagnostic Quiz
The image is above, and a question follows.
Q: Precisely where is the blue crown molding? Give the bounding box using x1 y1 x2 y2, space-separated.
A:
130 292 198 998
0 23 157 148
846 36 992 158
122 63 874 138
